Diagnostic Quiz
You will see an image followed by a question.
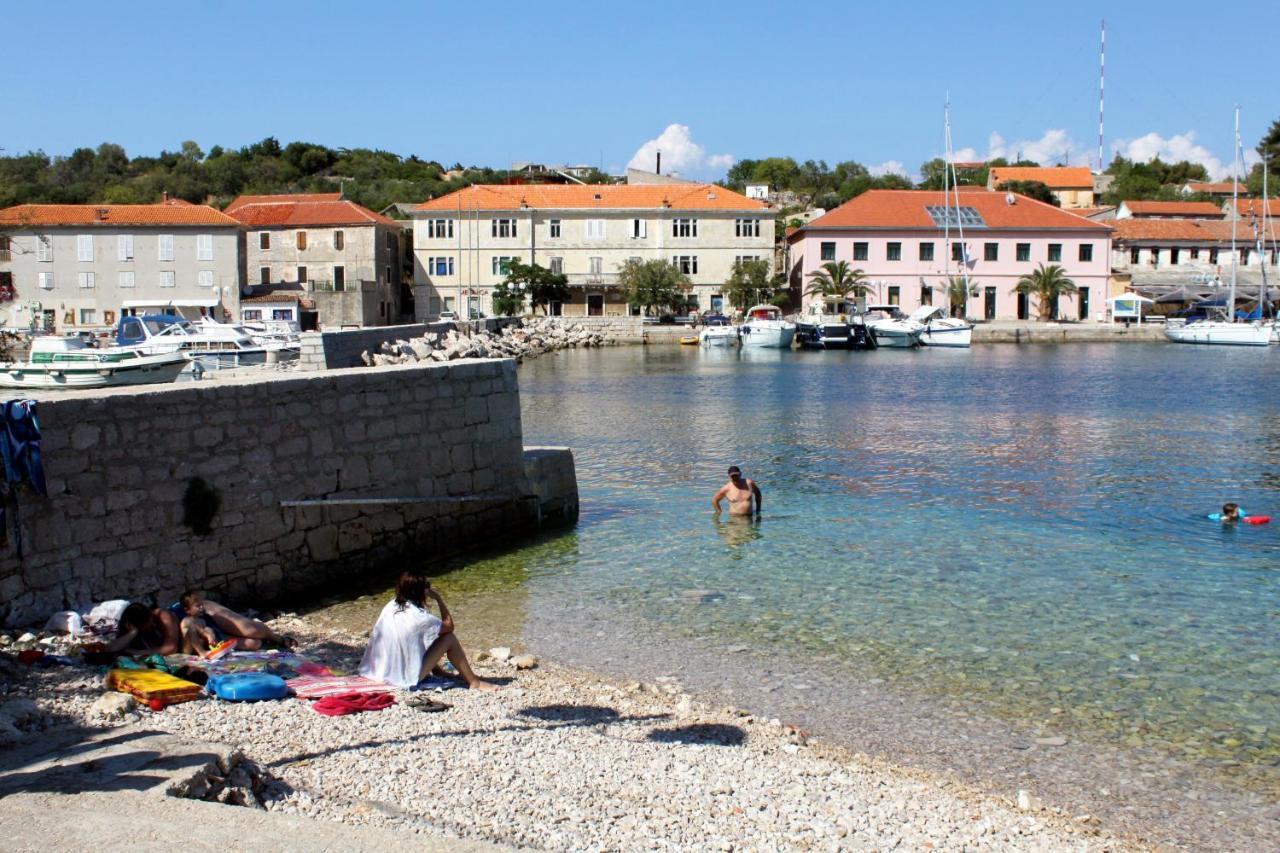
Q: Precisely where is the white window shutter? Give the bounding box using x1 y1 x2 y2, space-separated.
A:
36 236 52 262
78 234 94 261
159 234 174 261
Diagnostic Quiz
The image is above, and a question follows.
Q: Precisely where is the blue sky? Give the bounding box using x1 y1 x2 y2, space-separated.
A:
4 0 1273 181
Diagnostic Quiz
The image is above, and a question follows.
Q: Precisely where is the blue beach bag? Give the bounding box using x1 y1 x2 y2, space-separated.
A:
206 672 290 702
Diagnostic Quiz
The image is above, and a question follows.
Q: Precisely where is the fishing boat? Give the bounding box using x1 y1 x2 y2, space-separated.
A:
911 305 973 347
794 299 874 349
739 304 796 349
0 336 188 390
862 304 924 348
1165 108 1272 347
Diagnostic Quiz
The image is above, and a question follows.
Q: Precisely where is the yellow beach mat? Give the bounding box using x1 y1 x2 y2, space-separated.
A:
106 668 204 705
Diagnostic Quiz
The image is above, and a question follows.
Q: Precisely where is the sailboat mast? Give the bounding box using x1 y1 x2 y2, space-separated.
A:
1230 106 1239 321
1261 155 1271 319
943 101 952 306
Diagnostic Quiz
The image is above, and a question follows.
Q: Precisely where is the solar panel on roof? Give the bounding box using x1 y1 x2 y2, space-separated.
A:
925 205 986 228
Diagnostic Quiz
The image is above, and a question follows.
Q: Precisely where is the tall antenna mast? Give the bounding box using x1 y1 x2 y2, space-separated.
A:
1098 19 1106 172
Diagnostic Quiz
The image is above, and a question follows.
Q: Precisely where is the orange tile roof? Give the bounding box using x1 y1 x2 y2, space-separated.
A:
797 190 1111 233
1232 198 1280 217
989 166 1094 189
1111 219 1253 242
0 200 239 227
225 193 399 228
1123 200 1224 217
1068 206 1116 219
1184 182 1237 194
416 183 767 213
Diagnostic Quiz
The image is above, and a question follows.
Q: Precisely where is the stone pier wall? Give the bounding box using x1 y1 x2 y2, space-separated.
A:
298 323 433 371
542 316 644 343
0 360 578 627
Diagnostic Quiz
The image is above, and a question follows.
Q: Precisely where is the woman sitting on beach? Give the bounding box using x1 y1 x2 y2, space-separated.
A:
105 602 182 656
359 572 497 691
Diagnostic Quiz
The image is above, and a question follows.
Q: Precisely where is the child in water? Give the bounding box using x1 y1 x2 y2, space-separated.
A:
1220 502 1241 523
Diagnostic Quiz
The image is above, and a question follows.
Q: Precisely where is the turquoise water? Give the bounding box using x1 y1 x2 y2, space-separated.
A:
502 344 1280 789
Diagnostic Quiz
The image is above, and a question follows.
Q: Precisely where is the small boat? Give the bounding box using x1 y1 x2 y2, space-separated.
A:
699 326 739 347
739 304 796 349
0 336 189 389
862 304 924 348
679 335 700 346
910 305 973 348
117 314 297 368
1164 317 1271 346
794 299 874 350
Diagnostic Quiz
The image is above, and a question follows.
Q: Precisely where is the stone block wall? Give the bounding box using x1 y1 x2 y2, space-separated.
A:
298 323 432 370
0 359 577 626
540 316 644 343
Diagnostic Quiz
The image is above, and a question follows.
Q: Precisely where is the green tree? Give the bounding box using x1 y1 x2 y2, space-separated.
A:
1257 117 1280 181
994 180 1059 206
946 275 977 318
490 279 526 317
1014 263 1077 320
618 259 692 316
918 158 948 190
502 260 570 315
804 261 868 302
722 259 774 311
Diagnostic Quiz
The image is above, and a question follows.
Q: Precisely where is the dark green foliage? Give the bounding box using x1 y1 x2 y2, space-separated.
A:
995 180 1059 206
721 157 912 205
1101 155 1212 204
182 477 221 536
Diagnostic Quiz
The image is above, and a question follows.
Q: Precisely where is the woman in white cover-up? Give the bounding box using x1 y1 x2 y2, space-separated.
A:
359 571 497 690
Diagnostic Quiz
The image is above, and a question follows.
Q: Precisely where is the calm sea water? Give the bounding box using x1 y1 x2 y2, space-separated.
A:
497 344 1280 787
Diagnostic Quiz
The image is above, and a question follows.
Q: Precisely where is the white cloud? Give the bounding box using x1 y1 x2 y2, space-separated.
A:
952 147 980 162
627 124 734 178
985 129 1092 167
869 159 908 178
1110 130 1257 181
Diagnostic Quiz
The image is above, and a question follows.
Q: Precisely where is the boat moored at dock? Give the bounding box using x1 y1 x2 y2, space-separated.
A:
0 336 189 389
739 304 796 349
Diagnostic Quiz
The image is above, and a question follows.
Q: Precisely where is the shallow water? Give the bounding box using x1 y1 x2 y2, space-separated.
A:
313 343 1280 842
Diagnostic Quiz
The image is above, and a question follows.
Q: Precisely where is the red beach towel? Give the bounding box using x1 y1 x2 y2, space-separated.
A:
286 674 389 698
312 691 395 716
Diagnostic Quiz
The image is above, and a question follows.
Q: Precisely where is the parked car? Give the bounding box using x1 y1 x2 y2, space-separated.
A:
437 311 458 322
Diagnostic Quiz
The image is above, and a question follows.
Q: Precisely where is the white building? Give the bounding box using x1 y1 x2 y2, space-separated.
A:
412 183 774 318
0 199 242 332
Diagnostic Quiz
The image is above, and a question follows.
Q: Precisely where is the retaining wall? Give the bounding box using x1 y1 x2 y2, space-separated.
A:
542 316 644 343
0 360 578 626
298 323 433 370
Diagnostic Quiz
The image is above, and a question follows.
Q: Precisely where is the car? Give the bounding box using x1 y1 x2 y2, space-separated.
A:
437 311 458 322
701 312 730 326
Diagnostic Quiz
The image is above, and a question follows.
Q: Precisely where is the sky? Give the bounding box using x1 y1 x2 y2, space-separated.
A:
3 0 1274 182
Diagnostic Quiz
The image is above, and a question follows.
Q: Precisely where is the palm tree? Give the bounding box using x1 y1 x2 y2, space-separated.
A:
804 261 869 303
945 275 977 319
1014 263 1078 321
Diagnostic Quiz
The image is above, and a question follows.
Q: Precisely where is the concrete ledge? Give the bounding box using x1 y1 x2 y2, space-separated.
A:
971 322 1166 343
523 446 579 524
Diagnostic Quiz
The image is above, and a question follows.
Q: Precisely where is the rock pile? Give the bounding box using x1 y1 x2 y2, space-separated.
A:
361 319 606 367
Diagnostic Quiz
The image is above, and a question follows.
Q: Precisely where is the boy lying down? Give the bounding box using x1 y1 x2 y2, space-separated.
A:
176 590 295 655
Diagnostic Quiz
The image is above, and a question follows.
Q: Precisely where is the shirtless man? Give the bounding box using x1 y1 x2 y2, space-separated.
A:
712 465 762 517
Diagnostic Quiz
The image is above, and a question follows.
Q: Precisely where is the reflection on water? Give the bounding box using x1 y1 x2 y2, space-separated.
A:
713 514 762 552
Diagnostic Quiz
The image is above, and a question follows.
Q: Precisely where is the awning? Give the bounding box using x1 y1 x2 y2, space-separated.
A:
121 298 219 308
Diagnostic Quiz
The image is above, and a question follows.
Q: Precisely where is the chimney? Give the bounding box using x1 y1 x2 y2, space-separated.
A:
162 191 169 202
656 151 661 175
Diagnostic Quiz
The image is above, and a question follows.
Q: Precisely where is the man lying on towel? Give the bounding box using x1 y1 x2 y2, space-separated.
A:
176 590 296 655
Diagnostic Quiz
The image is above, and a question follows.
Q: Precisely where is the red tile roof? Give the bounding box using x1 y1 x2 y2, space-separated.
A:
1111 219 1253 243
1232 198 1280 217
988 166 1094 189
1183 182 1238 194
0 200 239 227
1123 200 1224 217
797 190 1111 234
416 183 767 212
225 193 399 228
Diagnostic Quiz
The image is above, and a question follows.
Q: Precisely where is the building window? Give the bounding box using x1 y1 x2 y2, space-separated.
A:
77 271 95 289
197 234 213 261
1079 243 1094 262
735 218 760 237
1016 243 1031 262
334 230 344 250
38 272 54 290
1129 247 1140 264
1209 248 1218 265
334 266 345 291
159 270 175 288
77 234 94 262
984 242 999 262
79 308 96 325
672 255 698 275
1189 248 1200 260
118 271 135 288
0 236 9 260
491 256 516 275
585 219 605 239
491 218 517 238
118 234 134 261
297 231 307 250
1048 243 1062 262
920 285 932 305
589 257 603 276
1242 248 1251 264
1148 249 1158 267
428 256 454 276
549 219 561 238
427 218 454 239
36 235 52 262
887 242 902 261
1170 248 1180 265
158 234 174 261
672 218 698 238
919 242 934 261
549 257 563 275
632 218 647 239
198 270 214 288
260 266 271 284
888 286 900 305
384 264 391 284
952 243 965 262
298 266 308 283
273 308 293 321
734 255 761 267
260 232 270 250
820 242 836 261
243 309 263 321
853 242 868 261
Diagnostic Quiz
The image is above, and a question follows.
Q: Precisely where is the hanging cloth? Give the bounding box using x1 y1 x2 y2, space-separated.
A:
0 398 47 557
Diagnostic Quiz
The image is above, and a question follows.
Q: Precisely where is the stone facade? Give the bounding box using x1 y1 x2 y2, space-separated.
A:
0 360 577 626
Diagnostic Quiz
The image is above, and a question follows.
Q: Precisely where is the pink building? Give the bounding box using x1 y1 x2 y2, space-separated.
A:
787 190 1113 321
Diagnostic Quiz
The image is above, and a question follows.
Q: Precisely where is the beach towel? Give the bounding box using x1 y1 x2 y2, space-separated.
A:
312 691 395 716
286 674 391 699
106 668 204 706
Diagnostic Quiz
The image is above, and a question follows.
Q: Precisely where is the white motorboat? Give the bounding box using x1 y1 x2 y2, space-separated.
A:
862 304 923 348
116 314 297 368
794 299 874 349
739 304 796 349
0 336 188 389
699 325 739 347
1164 316 1271 346
910 305 973 348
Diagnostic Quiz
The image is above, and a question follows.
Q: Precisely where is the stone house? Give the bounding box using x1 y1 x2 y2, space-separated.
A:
1109 218 1278 296
412 183 774 318
226 193 404 329
987 166 1097 209
0 199 243 333
787 189 1113 321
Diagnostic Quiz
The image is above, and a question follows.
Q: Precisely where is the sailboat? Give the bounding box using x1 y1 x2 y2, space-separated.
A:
924 102 974 348
1165 108 1271 347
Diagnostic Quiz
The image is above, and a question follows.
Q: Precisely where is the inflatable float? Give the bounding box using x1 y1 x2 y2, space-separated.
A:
1207 508 1271 524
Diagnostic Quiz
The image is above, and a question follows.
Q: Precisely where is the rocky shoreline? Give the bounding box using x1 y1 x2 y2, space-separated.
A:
0 617 1133 851
363 319 607 367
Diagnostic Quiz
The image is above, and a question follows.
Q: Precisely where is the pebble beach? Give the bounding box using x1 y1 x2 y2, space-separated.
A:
0 615 1134 851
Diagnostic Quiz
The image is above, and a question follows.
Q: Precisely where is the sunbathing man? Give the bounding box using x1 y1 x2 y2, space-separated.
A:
106 602 182 656
177 590 294 654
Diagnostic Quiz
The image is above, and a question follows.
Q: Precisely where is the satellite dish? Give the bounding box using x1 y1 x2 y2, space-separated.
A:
1005 192 1016 205
241 282 255 298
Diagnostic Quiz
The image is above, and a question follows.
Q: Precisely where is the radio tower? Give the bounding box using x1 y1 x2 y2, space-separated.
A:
1097 19 1105 172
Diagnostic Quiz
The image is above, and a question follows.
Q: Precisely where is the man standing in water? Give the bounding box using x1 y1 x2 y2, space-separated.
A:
712 465 762 516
